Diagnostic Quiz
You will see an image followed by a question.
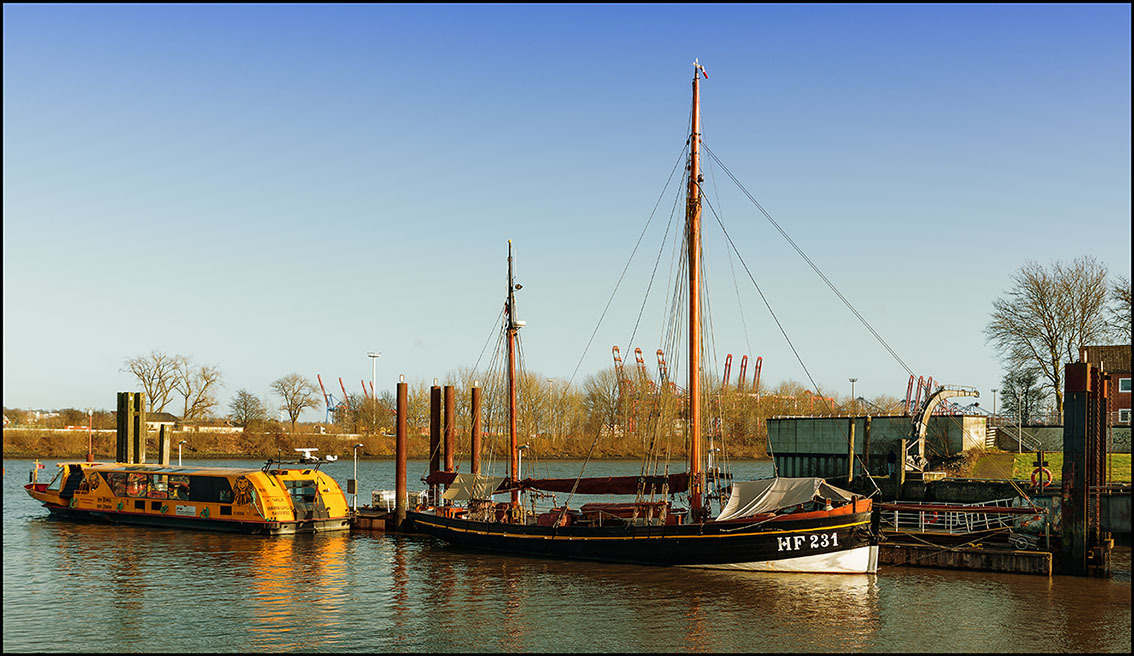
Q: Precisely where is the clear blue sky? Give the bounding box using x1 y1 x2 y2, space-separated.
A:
4 4 1130 420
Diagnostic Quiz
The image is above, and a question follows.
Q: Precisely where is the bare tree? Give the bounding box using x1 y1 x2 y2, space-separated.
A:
229 389 266 427
1109 275 1132 341
123 350 180 413
271 373 320 432
984 256 1110 417
999 368 1049 426
583 367 621 436
175 360 223 421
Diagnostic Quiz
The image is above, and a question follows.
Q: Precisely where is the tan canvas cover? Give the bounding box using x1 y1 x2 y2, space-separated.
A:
441 474 506 501
714 477 855 521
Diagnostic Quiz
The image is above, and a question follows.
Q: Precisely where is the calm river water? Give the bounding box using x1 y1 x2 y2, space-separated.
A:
3 457 1130 652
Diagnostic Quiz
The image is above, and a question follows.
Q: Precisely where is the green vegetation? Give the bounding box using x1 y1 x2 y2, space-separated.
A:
1010 452 1131 483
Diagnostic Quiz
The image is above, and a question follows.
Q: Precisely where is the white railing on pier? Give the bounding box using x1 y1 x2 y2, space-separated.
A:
879 498 1022 535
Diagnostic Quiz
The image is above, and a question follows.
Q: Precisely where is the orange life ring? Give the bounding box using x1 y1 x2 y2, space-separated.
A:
1031 467 1053 488
926 511 939 524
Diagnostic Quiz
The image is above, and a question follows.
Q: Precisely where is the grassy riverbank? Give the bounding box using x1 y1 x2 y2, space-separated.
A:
1008 452 1132 483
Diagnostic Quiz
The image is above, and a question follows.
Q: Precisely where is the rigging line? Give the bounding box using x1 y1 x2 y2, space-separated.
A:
702 133 754 358
472 306 507 372
700 187 881 488
627 174 685 350
701 143 915 378
567 145 690 388
725 227 755 360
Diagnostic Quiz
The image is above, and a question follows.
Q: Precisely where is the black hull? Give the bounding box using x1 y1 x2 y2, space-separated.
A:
43 504 348 535
408 510 878 571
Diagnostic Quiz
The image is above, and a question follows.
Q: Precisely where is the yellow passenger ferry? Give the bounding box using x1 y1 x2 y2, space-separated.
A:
24 456 351 535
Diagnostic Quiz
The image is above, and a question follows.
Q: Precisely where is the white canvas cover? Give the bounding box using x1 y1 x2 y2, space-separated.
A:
441 474 506 501
714 477 856 521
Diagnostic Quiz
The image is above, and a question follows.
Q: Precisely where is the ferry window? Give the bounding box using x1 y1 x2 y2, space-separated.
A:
134 500 145 510
125 473 149 498
187 476 233 503
150 501 162 511
1120 409 1131 424
46 469 65 492
286 479 319 511
1120 378 1131 393
105 472 128 497
148 475 170 499
220 506 232 516
168 475 189 500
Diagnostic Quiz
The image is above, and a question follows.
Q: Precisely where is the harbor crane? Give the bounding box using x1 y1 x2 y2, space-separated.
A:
906 384 979 472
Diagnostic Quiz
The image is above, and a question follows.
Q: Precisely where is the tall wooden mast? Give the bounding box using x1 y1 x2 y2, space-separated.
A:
687 61 705 521
506 240 521 516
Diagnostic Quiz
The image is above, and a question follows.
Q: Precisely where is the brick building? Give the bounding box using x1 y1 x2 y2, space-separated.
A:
1079 344 1132 425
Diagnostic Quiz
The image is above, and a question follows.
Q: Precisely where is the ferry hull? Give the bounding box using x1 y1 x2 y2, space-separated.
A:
40 503 350 535
407 510 878 573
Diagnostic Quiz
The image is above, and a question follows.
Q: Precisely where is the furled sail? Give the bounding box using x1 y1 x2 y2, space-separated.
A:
424 471 691 495
714 478 856 521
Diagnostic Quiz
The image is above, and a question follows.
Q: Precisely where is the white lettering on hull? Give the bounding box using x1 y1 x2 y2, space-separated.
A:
684 545 879 574
777 532 839 551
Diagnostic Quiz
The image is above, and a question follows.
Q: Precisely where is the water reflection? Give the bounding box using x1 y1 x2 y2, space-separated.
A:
3 459 1130 654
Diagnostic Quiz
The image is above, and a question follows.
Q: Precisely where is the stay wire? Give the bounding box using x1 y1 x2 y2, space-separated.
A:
701 142 915 379
700 187 886 492
568 145 689 388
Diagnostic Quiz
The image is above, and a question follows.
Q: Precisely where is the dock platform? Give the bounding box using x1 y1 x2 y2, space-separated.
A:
880 541 1052 575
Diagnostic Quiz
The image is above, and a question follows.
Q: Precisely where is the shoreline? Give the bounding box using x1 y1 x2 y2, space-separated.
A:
1 449 773 462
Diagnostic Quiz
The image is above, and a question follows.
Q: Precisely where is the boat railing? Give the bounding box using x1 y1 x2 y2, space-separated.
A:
878 498 1023 535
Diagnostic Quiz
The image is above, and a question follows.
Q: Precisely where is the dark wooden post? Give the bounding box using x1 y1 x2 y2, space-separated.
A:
429 382 441 505
443 385 456 472
158 425 172 465
132 392 147 464
863 415 872 472
471 383 482 476
395 377 408 529
1062 362 1091 576
116 392 134 464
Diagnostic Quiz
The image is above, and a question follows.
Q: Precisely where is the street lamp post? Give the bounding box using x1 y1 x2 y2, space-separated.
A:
991 388 998 422
178 440 188 466
352 442 365 512
546 378 557 440
86 409 94 463
367 352 382 401
849 378 858 413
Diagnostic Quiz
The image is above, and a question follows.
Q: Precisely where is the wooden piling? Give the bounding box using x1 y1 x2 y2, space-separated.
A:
116 392 134 464
395 379 408 529
429 383 441 504
133 394 147 464
116 392 145 464
443 385 455 473
1061 362 1112 576
847 417 856 481
158 425 172 465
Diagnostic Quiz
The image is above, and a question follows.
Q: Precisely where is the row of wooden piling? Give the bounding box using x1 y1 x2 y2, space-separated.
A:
391 378 482 531
115 391 175 465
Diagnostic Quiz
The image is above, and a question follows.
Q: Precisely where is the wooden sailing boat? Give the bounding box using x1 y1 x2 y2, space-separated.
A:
407 63 879 573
